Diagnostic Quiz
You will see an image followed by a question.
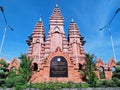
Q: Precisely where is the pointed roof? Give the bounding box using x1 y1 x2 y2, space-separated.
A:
33 18 45 35
68 20 80 36
26 18 45 46
50 5 64 20
68 20 86 45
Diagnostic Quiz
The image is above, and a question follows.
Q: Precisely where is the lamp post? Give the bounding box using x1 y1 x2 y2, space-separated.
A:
100 8 120 61
0 26 7 55
0 6 13 55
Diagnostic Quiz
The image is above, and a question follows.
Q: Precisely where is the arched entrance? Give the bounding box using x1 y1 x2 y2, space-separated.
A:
99 66 105 79
50 56 68 77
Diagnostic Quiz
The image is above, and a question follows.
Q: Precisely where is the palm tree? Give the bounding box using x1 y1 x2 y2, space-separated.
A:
19 54 33 82
84 53 97 86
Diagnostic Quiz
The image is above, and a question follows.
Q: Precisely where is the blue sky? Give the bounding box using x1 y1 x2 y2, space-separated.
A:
0 0 120 63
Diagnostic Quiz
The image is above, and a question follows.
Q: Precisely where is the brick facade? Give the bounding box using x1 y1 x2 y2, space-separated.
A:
26 5 86 83
7 58 19 71
95 58 116 80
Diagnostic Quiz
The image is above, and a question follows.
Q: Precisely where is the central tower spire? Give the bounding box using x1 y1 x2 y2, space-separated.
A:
46 5 67 52
49 5 64 34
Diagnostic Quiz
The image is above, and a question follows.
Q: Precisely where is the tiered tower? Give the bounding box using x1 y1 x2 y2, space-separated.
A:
27 5 86 83
44 5 68 57
68 20 86 64
26 18 45 63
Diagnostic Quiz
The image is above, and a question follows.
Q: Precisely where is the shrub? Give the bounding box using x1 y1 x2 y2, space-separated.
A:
0 79 5 87
14 75 26 85
96 79 119 87
112 78 120 86
0 72 6 78
32 82 90 89
96 80 104 87
104 80 115 87
5 78 14 88
14 84 29 90
82 83 89 88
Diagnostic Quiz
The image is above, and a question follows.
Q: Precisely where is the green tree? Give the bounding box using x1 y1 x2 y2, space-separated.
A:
112 61 120 79
0 59 8 87
5 54 33 89
19 54 33 83
5 69 17 88
84 53 97 87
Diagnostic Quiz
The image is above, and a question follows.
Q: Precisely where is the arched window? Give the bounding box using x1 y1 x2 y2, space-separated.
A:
33 63 38 71
99 66 105 79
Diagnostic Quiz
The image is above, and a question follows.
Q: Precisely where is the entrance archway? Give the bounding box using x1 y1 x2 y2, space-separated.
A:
99 66 105 79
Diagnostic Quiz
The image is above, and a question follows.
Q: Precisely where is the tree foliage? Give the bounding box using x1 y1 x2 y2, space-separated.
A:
19 54 33 82
84 53 97 87
0 59 8 87
5 54 33 89
112 61 120 79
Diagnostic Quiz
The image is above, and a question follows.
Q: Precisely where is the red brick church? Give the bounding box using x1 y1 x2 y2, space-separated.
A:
4 5 116 83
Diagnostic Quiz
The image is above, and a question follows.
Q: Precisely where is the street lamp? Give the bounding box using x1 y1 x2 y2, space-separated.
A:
0 6 13 55
100 8 120 61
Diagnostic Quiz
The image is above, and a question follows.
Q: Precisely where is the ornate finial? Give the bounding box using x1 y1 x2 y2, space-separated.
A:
56 4 58 7
39 17 42 22
55 0 58 7
71 18 74 22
